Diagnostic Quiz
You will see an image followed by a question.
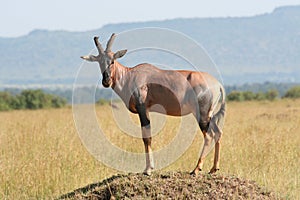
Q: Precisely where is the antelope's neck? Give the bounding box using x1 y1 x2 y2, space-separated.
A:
111 61 129 90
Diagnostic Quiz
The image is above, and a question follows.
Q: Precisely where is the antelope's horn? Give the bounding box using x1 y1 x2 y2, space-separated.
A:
94 36 104 55
106 33 116 52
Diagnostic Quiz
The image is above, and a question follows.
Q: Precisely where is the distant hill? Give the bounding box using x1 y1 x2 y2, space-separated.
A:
0 5 299 86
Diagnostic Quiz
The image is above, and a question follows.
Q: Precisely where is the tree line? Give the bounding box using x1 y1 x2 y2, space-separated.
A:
1 86 300 111
0 89 67 111
227 86 300 102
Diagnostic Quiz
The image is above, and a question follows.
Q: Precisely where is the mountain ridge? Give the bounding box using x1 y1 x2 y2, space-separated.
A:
0 5 299 86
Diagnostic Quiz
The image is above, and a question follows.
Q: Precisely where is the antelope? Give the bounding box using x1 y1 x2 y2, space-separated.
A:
81 33 226 176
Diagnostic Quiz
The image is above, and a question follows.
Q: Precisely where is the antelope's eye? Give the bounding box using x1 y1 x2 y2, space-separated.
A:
111 60 114 65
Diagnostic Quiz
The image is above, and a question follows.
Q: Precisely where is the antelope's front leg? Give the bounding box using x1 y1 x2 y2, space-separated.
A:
136 104 154 175
134 86 154 175
142 124 154 175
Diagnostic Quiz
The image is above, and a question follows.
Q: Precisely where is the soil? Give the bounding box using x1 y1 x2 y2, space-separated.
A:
59 171 279 200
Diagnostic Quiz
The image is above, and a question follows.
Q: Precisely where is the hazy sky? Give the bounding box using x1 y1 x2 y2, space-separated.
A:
1 0 300 37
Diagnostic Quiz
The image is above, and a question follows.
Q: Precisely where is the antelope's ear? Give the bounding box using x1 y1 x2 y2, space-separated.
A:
80 55 97 62
114 49 127 59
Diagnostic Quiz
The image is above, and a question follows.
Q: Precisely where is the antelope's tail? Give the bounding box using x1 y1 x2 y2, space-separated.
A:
213 86 226 129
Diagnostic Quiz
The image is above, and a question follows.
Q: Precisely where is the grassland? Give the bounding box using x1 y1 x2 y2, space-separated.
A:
0 100 299 199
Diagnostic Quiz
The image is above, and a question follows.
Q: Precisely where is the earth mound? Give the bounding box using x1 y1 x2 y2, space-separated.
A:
59 172 277 200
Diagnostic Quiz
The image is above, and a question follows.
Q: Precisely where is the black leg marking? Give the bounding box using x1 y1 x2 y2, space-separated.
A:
136 104 150 127
133 87 150 127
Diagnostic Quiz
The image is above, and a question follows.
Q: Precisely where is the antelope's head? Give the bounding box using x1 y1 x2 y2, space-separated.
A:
81 33 127 88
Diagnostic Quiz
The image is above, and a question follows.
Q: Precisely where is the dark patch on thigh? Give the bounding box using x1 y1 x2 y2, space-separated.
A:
199 120 210 133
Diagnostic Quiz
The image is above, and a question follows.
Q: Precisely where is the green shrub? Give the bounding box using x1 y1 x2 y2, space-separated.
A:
96 98 109 106
0 90 67 111
254 92 266 101
51 96 67 108
227 91 244 101
227 89 279 102
265 89 279 101
243 91 256 101
284 86 300 99
0 92 14 111
0 101 11 111
21 90 50 109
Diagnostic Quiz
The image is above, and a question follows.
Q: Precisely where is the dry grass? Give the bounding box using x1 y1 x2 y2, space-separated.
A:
0 100 299 199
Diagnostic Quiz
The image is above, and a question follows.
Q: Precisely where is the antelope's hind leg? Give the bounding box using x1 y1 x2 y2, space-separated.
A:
191 121 223 175
190 128 214 176
208 119 222 174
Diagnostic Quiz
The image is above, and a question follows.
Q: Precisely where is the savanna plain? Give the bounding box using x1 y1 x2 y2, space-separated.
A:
0 100 299 199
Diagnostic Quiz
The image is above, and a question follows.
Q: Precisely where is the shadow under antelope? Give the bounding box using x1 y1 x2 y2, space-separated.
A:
81 33 226 176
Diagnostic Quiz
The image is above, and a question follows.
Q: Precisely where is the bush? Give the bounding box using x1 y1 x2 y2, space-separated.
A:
0 92 16 111
254 92 266 101
51 96 67 108
284 86 300 99
242 91 256 101
0 89 67 111
96 98 109 106
10 94 26 110
227 89 279 102
227 91 244 101
265 89 279 101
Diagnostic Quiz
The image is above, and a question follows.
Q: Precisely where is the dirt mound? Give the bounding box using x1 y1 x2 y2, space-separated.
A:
59 172 278 200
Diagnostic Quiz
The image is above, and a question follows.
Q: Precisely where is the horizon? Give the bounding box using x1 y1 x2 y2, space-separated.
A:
1 1 300 38
0 1 299 87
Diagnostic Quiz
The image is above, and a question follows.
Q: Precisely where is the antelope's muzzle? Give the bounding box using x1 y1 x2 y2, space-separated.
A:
102 71 111 88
